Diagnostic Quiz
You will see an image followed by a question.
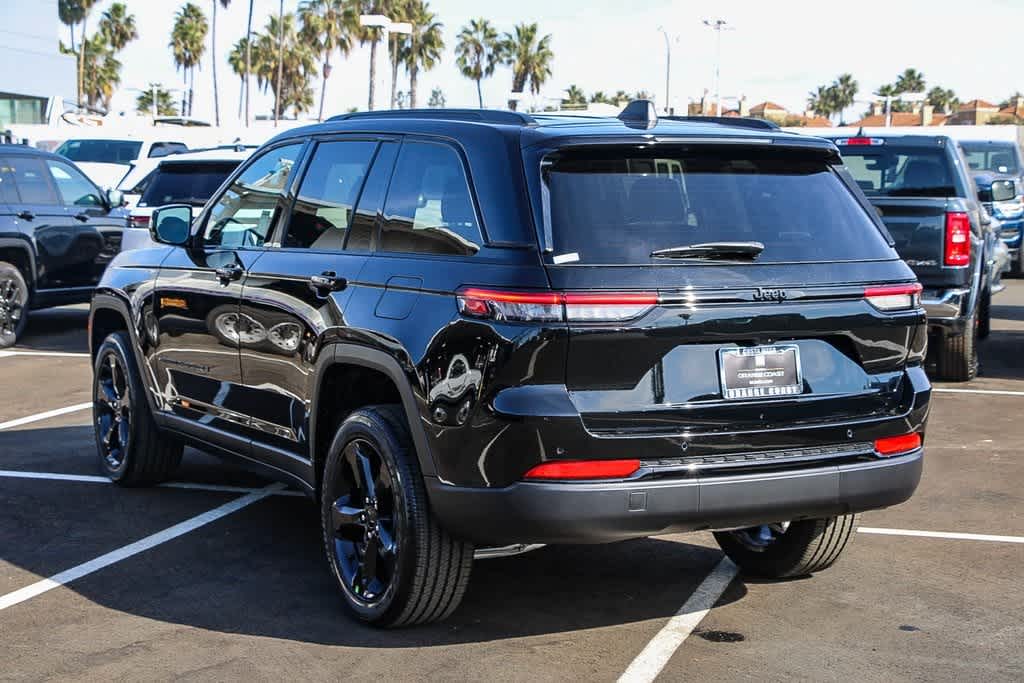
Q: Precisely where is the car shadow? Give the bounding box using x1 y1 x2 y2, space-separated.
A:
19 305 89 354
979 329 1024 381
0 428 746 645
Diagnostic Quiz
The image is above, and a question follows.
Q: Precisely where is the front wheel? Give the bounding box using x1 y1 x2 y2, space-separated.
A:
0 261 29 349
713 514 858 579
320 405 473 627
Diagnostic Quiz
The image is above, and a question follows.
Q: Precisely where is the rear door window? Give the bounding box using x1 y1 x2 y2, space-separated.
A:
140 162 241 207
543 147 893 265
839 147 955 197
2 156 60 205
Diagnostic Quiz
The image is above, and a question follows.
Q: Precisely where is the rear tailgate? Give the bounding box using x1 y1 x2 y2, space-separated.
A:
869 197 968 288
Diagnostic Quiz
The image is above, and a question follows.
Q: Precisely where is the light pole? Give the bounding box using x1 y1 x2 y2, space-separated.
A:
702 18 731 116
658 27 674 114
360 14 413 111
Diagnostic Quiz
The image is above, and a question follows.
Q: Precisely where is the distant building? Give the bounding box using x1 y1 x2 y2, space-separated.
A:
749 101 788 122
686 94 831 127
850 104 948 128
0 0 75 128
947 99 1000 125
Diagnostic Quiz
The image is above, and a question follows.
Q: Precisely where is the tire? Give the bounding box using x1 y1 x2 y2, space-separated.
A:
713 514 858 579
320 405 473 627
93 331 183 486
938 308 979 382
978 289 991 340
0 261 29 349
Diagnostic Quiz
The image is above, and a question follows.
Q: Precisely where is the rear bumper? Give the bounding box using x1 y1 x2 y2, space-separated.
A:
427 449 923 545
922 287 970 334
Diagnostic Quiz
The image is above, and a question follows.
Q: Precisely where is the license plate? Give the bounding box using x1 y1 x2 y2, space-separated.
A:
718 345 803 400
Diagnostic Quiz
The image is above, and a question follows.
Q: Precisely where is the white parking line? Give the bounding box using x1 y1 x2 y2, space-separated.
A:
0 403 92 431
0 469 305 497
858 527 1024 544
0 483 285 612
618 557 738 683
934 388 1024 397
0 350 90 359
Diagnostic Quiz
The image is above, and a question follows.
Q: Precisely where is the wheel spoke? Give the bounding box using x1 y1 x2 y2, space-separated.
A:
102 420 117 446
362 534 379 587
356 449 377 500
343 442 364 491
331 498 365 541
117 420 130 450
97 381 118 409
108 356 121 399
377 522 396 556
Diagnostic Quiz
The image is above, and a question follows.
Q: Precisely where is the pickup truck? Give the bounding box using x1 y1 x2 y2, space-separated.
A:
828 134 1002 381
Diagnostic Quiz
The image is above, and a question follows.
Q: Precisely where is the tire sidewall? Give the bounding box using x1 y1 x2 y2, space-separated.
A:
0 262 29 349
92 332 145 482
320 410 418 624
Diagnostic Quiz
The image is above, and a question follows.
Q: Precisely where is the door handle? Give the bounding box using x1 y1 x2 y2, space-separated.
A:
16 210 34 221
309 272 347 294
214 264 243 285
73 212 90 222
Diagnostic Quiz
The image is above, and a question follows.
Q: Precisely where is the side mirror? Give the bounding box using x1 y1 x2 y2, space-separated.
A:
106 188 125 208
991 179 1016 203
150 204 193 246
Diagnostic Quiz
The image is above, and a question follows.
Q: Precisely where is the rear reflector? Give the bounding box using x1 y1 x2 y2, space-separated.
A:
874 433 922 457
864 283 922 311
523 459 641 480
457 288 657 322
944 212 971 266
127 214 150 229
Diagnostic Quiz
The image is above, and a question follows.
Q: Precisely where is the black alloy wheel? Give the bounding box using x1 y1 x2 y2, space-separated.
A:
94 350 132 471
328 438 399 606
0 263 28 348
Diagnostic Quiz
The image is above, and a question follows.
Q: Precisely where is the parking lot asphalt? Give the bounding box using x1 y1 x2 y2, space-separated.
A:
1 291 1022 682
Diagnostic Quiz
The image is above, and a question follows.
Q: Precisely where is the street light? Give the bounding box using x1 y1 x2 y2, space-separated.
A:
702 18 732 116
360 14 413 110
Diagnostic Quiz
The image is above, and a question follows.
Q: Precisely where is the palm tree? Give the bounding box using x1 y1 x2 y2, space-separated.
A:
136 84 179 116
253 13 316 119
590 91 610 104
563 84 586 107
428 87 445 108
807 85 836 119
228 36 251 118
927 86 959 114
170 3 209 117
356 1 399 111
612 90 629 106
244 0 254 125
98 3 137 50
399 1 443 109
833 73 858 122
77 33 121 111
208 1 231 126
894 68 926 94
299 0 356 121
502 23 554 111
455 18 501 109
59 0 99 108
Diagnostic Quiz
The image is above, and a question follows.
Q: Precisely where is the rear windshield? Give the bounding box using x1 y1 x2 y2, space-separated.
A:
839 146 956 198
139 162 240 206
56 139 142 165
543 148 892 265
961 142 1020 175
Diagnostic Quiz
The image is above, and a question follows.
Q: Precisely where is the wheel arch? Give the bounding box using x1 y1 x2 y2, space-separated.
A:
89 292 160 415
0 238 36 292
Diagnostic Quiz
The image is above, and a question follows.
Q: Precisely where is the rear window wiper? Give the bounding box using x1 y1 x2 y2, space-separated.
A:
650 241 765 260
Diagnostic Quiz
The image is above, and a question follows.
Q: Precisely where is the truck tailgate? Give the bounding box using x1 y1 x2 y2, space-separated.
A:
871 197 968 289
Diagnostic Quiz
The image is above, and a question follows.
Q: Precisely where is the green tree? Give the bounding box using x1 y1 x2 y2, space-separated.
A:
57 0 98 107
807 84 836 119
399 1 443 109
894 68 926 94
832 73 858 122
228 36 251 118
136 83 179 116
170 3 209 117
590 91 611 104
998 92 1023 108
299 0 357 121
562 84 586 107
612 90 629 106
428 86 445 108
60 33 120 112
502 23 554 111
98 3 137 50
926 86 959 114
253 12 315 118
356 1 400 111
209 1 231 126
455 18 501 109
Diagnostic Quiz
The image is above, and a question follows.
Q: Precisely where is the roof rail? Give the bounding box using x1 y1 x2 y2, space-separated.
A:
326 108 537 126
663 115 781 131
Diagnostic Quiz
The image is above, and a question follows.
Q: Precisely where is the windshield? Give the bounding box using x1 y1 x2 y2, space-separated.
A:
542 148 893 265
140 162 240 206
839 146 956 198
55 139 143 165
961 142 1020 175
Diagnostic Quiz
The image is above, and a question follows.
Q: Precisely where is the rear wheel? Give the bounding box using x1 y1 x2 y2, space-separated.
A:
713 514 858 579
938 309 979 381
321 405 473 627
0 261 29 349
93 332 183 485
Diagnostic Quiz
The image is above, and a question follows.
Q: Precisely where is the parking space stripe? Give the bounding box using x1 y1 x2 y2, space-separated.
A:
618 557 738 683
0 403 92 431
934 388 1024 397
0 469 305 496
858 527 1024 544
0 351 90 359
0 483 285 612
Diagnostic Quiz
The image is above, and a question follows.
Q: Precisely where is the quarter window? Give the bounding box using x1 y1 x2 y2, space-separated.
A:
46 160 104 206
203 143 302 249
284 140 377 250
380 142 481 256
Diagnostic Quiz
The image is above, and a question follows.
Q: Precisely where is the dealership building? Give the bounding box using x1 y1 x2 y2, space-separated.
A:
1 0 75 128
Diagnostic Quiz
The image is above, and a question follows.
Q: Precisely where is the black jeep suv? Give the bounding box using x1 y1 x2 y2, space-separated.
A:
89 105 930 627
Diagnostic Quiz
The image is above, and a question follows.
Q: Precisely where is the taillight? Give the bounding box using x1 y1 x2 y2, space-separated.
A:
874 432 922 457
127 214 150 229
457 288 658 322
837 137 884 146
944 212 970 266
523 459 641 480
864 283 922 311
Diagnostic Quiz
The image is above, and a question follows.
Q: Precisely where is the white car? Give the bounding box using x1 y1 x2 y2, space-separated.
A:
54 136 190 191
121 148 252 251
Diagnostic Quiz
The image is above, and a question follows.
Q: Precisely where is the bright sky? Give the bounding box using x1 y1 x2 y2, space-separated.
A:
64 0 1024 123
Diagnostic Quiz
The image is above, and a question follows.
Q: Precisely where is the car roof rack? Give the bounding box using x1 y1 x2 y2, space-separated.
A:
662 115 781 131
326 108 537 126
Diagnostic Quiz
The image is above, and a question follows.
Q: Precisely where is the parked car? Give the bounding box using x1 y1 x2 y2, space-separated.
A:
116 144 257 210
0 144 127 347
121 148 251 252
90 105 929 627
54 135 190 191
827 134 1002 381
973 170 1024 276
